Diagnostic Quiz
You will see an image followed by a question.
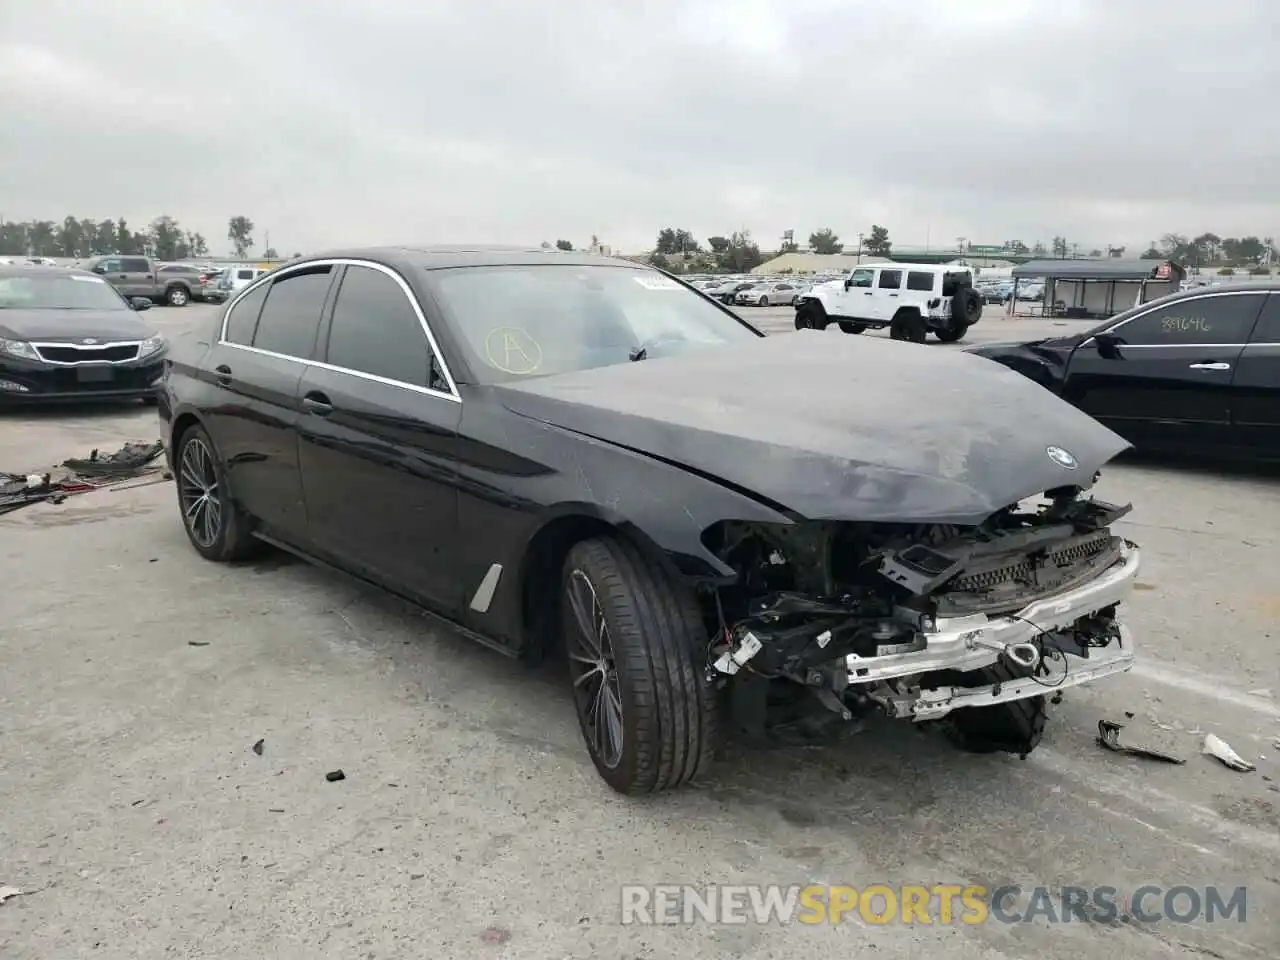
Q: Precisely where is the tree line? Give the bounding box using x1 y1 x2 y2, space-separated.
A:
0 214 287 262
552 225 896 274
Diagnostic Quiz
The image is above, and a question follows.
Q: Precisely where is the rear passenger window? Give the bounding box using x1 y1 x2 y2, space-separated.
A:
1250 294 1280 343
906 271 934 291
223 283 269 344
877 270 902 289
325 265 442 390
251 268 332 358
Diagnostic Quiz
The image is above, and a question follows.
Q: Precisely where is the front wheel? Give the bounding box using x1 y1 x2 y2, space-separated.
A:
174 424 258 562
562 537 717 795
758 296 768 307
794 301 829 330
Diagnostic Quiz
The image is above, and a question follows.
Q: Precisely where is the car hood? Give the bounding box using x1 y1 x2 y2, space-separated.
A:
0 308 153 342
495 332 1131 525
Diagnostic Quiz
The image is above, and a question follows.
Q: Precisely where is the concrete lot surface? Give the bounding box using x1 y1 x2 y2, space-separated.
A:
2 303 1279 959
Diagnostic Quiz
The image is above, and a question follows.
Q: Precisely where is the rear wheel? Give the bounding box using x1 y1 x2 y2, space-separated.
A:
165 285 189 307
837 322 865 335
174 424 258 562
934 322 969 343
562 537 717 794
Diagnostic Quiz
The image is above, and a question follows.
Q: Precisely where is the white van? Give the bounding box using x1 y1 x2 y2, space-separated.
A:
218 266 269 294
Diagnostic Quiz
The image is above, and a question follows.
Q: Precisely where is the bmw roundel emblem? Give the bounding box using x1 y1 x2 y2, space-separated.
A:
1046 445 1078 469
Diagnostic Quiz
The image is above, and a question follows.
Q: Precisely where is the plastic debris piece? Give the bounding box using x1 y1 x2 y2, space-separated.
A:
1202 734 1256 772
1096 718 1185 764
252 739 264 756
0 886 27 904
326 769 346 782
187 640 210 647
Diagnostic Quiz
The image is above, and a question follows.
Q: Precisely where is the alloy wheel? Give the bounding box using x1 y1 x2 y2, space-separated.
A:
178 436 222 548
565 569 624 768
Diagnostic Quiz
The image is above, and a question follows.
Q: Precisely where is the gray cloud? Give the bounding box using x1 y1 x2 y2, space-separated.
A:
2 0 1277 255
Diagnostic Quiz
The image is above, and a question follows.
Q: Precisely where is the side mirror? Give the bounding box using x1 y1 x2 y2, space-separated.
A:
1092 332 1120 359
131 297 153 311
844 279 853 290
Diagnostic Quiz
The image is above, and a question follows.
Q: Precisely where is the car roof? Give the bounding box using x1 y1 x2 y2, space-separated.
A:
295 245 645 272
0 264 102 280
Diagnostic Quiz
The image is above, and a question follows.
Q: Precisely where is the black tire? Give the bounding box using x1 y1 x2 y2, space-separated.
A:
837 321 865 335
758 296 768 307
889 310 927 343
934 322 969 343
795 301 829 331
174 423 258 562
948 659 1047 757
561 536 717 795
951 287 982 326
165 285 189 307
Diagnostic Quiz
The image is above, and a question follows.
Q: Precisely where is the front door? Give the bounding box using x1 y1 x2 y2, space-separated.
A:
1063 291 1264 452
835 267 875 319
296 262 463 613
1230 292 1280 456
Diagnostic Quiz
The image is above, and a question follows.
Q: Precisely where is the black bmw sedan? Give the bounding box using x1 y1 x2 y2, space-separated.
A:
969 282 1280 461
160 246 1146 794
0 264 168 404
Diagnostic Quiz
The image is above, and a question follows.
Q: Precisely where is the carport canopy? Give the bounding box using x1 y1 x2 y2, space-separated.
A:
1011 258 1184 282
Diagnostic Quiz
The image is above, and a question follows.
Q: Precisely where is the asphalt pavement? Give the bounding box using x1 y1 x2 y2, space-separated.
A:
2 302 1278 959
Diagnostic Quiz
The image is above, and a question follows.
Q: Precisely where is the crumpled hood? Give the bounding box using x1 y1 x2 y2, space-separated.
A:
496 332 1131 525
0 308 154 342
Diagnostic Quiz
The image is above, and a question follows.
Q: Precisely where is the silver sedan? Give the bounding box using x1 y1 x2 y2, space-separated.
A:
735 281 799 307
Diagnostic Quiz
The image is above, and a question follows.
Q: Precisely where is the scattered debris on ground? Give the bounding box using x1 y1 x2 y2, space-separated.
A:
1 441 168 517
252 739 265 756
0 886 30 904
187 641 210 647
326 769 346 782
1096 718 1186 763
1203 733 1256 772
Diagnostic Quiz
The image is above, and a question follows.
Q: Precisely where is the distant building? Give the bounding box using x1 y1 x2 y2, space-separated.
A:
752 252 890 275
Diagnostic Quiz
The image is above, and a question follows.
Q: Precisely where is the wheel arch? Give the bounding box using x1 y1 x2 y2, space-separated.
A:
515 503 723 661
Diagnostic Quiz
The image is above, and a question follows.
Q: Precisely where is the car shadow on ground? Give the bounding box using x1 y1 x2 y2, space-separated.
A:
0 399 155 422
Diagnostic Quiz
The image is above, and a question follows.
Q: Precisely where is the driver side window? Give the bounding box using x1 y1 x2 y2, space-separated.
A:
1113 294 1265 345
848 269 874 288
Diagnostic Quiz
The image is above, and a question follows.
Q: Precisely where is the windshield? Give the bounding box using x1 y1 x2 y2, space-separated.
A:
429 265 762 384
0 273 128 310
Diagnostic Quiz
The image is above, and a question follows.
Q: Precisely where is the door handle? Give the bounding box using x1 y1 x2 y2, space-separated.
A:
888 293 899 297
214 364 232 386
1188 362 1230 371
863 291 873 295
302 392 333 416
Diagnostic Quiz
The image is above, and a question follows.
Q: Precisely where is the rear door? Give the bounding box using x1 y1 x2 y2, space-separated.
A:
120 257 155 298
1063 291 1264 452
203 264 337 542
297 262 463 612
873 268 904 321
1230 292 1280 456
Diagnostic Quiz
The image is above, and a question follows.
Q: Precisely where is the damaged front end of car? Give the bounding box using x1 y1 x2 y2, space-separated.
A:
700 485 1139 756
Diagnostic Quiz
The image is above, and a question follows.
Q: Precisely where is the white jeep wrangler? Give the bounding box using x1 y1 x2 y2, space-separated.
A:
794 263 983 343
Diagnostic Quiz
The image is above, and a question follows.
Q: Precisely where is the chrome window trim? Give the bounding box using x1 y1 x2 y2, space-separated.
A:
31 340 143 365
217 257 461 403
1087 289 1269 345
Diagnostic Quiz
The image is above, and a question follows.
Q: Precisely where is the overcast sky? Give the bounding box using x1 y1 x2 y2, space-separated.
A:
2 0 1276 256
